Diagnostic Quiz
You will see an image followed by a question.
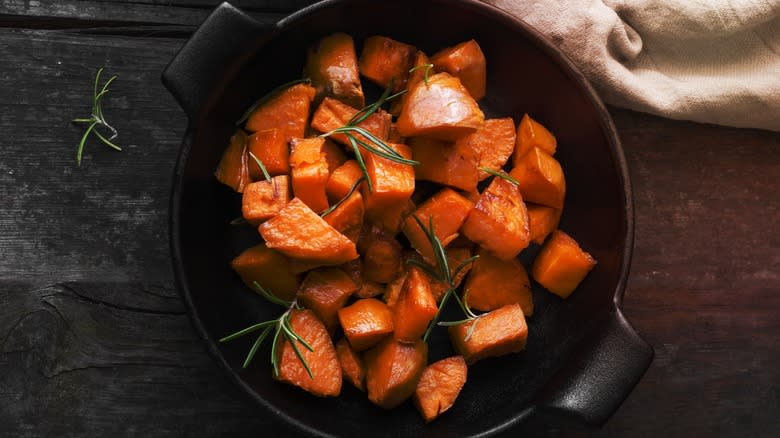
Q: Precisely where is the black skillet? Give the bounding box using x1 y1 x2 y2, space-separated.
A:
162 1 653 436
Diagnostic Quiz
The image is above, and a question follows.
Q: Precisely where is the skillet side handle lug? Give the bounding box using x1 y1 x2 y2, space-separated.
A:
537 308 653 427
162 2 270 119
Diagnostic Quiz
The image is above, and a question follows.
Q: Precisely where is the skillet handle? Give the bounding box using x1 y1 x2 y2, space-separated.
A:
162 2 272 119
537 308 653 426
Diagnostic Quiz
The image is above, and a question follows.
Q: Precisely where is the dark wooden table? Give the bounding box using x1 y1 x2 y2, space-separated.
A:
1 1 778 436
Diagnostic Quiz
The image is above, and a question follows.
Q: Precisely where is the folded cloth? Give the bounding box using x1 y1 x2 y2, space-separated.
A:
484 0 780 131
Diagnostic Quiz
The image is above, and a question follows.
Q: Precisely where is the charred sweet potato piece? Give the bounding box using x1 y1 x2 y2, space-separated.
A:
230 244 299 302
322 139 348 173
393 266 437 342
259 198 358 264
401 188 474 263
289 137 330 213
527 204 562 245
448 304 528 365
464 249 533 315
413 356 467 422
409 136 479 192
241 175 291 226
359 36 417 92
454 118 516 180
245 83 316 142
275 309 342 397
298 268 358 332
509 147 566 209
431 39 486 101
326 160 364 202
247 128 289 179
460 177 530 260
362 142 415 215
305 32 365 108
513 113 557 164
322 190 364 243
310 97 391 147
338 298 394 351
336 337 366 391
531 230 596 299
358 224 403 283
390 50 431 116
365 338 428 409
396 72 484 141
215 130 251 192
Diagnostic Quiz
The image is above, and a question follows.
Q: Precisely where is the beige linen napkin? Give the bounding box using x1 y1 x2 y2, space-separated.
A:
484 0 780 131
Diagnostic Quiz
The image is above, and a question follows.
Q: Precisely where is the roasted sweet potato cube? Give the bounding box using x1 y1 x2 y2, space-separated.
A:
305 32 364 108
241 175 291 226
355 280 385 299
326 160 365 203
388 123 405 143
259 198 358 264
413 356 467 422
390 50 431 116
247 128 289 179
383 269 407 309
289 137 330 213
365 338 428 409
409 136 479 192
393 266 438 342
448 304 528 365
275 309 342 397
464 248 533 315
322 139 347 173
245 83 316 142
396 72 484 141
431 39 486 101
509 147 566 208
366 198 415 235
454 118 516 181
513 113 557 164
322 190 364 243
527 204 562 245
531 230 597 299
310 97 391 147
362 142 415 216
423 247 475 302
298 268 358 332
338 298 394 351
358 224 402 283
215 130 251 192
401 188 474 263
359 36 417 92
461 177 530 260
230 244 299 302
336 337 366 391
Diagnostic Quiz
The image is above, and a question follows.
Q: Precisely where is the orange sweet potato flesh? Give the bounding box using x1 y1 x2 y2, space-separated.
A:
355 280 385 299
431 39 487 101
298 268 358 332
367 198 415 235
454 118 516 180
460 177 530 260
448 303 528 365
275 309 342 397
365 337 428 409
336 337 366 391
326 160 364 202
409 136 478 192
358 224 402 283
323 191 364 244
310 97 391 146
393 266 437 342
215 130 251 192
338 298 394 351
531 230 597 299
247 128 289 179
258 198 358 264
322 139 348 173
359 36 417 92
241 175 291 226
305 32 365 108
527 203 562 245
401 188 474 264
383 269 407 309
363 143 415 218
413 356 467 422
245 83 316 142
509 147 566 209
289 137 330 213
396 72 484 141
424 247 475 302
230 244 299 302
390 50 431 116
464 248 533 315
513 114 557 164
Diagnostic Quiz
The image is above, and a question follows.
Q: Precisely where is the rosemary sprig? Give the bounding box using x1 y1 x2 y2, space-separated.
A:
236 78 312 126
479 167 521 185
248 151 271 181
320 176 365 217
72 67 122 166
219 282 314 378
408 63 434 85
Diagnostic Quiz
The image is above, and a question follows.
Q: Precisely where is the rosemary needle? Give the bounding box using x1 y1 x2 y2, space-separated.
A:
479 167 521 185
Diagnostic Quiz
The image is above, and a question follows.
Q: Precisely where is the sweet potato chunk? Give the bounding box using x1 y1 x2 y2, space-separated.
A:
401 188 474 263
259 198 358 264
423 247 475 302
383 269 407 309
396 72 484 141
336 337 366 391
409 136 479 192
390 50 431 116
310 97 391 147
363 143 415 220
322 139 348 173
431 39 486 101
413 356 467 422
509 147 566 209
322 190 364 244
365 338 428 409
531 230 596 299
460 177 530 260
338 298 394 351
326 160 364 202
275 309 342 397
464 249 533 315
215 130 251 192
367 198 415 235
247 128 289 179
230 244 299 302
359 36 417 92
358 224 402 283
289 137 330 213
454 118 515 180
298 268 358 332
527 204 562 245
241 175 291 226
305 32 364 108
245 83 316 142
448 304 528 365
355 280 385 299
393 266 437 342
513 113 557 164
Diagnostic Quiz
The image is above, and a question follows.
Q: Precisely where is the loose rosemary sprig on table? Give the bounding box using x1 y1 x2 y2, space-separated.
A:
219 282 314 378
72 67 122 166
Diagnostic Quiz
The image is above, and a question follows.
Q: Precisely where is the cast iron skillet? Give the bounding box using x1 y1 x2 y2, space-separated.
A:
162 0 653 436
